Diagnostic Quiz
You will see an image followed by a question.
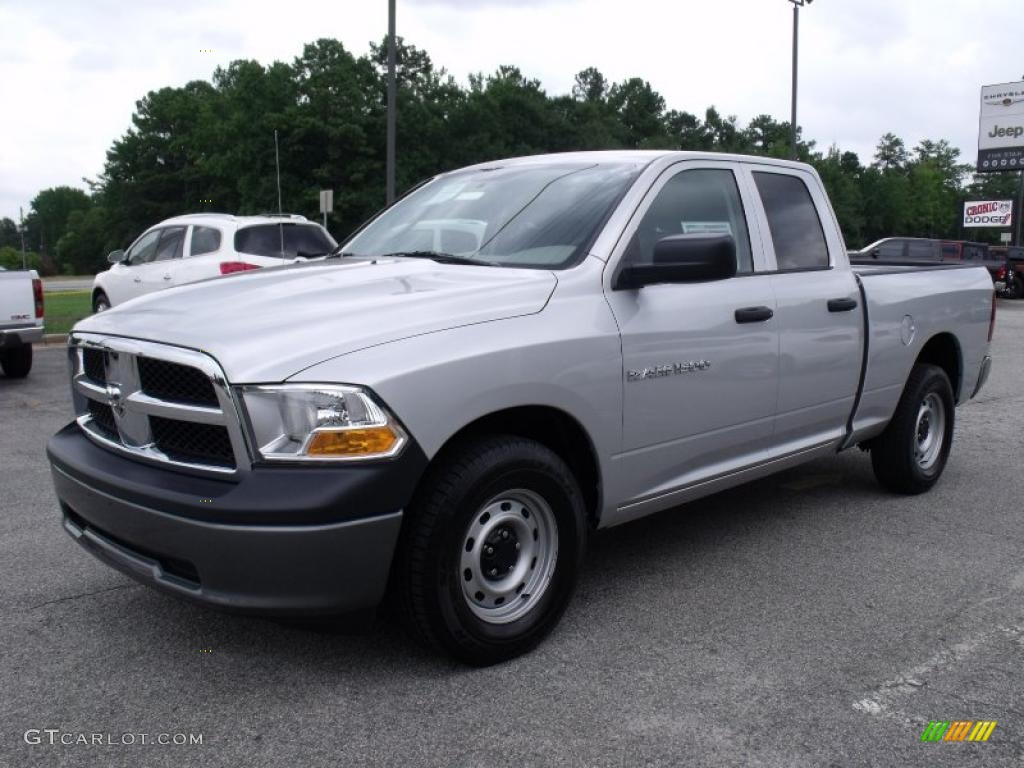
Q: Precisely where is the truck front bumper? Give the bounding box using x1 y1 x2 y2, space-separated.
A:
1 324 43 347
46 423 427 616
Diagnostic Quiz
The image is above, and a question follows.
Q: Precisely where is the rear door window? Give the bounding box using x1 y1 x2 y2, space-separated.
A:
190 226 222 256
906 240 940 262
752 172 829 270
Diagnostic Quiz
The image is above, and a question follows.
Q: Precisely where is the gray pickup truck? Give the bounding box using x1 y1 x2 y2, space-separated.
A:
46 151 994 664
0 268 44 378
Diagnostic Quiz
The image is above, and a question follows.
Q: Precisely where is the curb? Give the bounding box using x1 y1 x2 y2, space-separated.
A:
39 334 68 346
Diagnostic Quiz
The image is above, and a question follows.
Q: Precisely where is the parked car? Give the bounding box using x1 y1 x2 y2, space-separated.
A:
856 239 1009 290
49 151 994 665
0 268 43 378
855 237 944 262
91 213 337 311
990 246 1024 299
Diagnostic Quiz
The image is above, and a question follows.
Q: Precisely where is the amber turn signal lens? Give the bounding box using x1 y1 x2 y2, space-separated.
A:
305 427 399 457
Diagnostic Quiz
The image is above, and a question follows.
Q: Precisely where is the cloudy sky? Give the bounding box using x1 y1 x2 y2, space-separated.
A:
0 0 1020 221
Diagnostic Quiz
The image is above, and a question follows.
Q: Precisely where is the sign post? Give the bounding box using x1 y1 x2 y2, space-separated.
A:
319 189 334 231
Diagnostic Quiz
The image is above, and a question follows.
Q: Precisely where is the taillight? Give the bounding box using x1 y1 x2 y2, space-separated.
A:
989 290 997 342
997 266 1007 280
32 277 44 318
219 261 260 275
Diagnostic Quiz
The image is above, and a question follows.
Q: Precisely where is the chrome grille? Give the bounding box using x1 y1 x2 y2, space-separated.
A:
82 348 106 384
68 334 249 476
138 357 218 406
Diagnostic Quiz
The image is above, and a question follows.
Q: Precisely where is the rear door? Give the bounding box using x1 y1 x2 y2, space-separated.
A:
175 224 225 286
605 160 780 507
744 164 864 455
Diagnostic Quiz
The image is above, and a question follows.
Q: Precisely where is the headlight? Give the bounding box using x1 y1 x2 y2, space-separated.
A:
239 384 407 461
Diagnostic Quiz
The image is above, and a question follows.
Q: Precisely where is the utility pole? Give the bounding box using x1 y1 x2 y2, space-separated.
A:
788 0 812 160
386 0 397 205
1016 169 1023 247
18 206 27 269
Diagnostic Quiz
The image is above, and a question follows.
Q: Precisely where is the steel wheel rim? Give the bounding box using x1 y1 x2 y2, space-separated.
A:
459 489 559 624
914 392 945 471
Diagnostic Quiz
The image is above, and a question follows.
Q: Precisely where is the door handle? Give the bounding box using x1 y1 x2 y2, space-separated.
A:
827 297 858 312
133 277 141 283
163 274 172 281
735 306 774 323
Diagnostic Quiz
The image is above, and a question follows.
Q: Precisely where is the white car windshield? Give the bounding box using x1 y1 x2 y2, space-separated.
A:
343 161 643 269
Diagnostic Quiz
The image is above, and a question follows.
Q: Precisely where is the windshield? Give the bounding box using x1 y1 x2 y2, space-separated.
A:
343 161 643 269
235 223 337 258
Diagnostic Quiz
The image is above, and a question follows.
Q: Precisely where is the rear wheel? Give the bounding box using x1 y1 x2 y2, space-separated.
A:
92 291 110 313
0 344 33 378
1005 274 1024 300
870 363 954 494
395 435 586 665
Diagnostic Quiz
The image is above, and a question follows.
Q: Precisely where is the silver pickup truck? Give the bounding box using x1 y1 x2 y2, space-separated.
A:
0 268 44 378
46 151 994 664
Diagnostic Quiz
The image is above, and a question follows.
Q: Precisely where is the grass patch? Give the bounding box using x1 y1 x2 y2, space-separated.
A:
45 291 92 335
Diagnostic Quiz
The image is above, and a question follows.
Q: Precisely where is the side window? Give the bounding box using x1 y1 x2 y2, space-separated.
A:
126 230 161 265
753 172 829 271
154 226 185 262
190 226 222 256
631 168 753 274
907 240 939 262
876 239 906 260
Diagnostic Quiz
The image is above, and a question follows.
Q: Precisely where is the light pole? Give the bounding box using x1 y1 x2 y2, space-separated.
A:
788 0 812 160
386 0 397 205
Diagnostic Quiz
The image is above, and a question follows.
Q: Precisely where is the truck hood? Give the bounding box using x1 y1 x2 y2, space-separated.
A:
75 259 557 382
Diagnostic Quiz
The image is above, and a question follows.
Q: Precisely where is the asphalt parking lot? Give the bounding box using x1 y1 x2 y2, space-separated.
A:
2 302 1023 768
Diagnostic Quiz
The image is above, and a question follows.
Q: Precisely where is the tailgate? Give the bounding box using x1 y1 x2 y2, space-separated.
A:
0 271 39 329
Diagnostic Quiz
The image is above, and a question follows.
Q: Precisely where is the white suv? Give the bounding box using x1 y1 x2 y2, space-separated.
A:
91 213 337 311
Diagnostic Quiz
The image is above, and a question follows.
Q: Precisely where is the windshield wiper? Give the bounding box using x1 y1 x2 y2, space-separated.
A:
380 250 497 267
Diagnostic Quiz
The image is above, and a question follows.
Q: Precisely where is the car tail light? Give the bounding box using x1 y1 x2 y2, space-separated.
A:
989 290 997 342
32 277 44 318
219 261 260 275
996 266 1007 280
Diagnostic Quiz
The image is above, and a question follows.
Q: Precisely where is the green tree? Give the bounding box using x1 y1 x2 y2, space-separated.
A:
24 186 91 259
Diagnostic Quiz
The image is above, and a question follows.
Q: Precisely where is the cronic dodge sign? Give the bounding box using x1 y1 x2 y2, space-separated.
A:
978 80 1024 172
963 200 1013 228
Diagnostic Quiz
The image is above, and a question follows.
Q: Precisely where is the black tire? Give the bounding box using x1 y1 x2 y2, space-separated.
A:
870 363 954 494
1005 274 1024 300
92 291 110 313
0 344 33 378
394 435 586 665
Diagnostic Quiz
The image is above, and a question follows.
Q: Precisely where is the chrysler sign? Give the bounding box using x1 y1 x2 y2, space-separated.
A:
963 200 1013 228
978 80 1024 172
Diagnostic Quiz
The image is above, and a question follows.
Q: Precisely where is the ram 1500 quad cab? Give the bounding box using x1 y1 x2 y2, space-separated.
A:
47 152 995 664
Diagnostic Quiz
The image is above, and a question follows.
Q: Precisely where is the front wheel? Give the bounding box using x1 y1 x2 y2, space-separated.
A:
92 291 110 313
0 344 33 378
870 363 954 494
395 435 586 665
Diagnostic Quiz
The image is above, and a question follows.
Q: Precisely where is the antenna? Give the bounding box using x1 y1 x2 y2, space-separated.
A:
274 130 283 214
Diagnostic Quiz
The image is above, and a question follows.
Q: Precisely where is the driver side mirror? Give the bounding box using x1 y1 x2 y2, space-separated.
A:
107 249 126 265
614 234 737 290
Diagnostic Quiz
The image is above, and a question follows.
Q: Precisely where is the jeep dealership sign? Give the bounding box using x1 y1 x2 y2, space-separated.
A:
978 80 1024 172
963 200 1013 228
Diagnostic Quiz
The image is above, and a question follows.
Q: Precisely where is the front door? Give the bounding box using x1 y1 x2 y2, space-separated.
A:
605 162 779 510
